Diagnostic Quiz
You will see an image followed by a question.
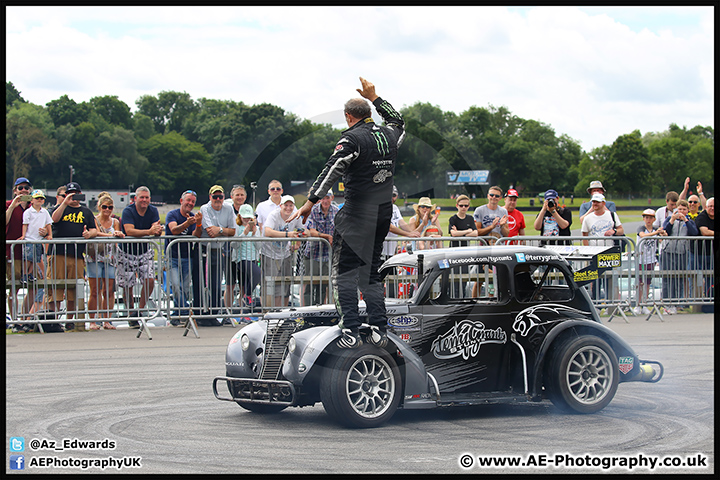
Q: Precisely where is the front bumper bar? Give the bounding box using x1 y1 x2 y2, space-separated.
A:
213 376 296 405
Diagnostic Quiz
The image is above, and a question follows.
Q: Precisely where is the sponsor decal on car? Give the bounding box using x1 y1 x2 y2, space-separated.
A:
618 356 634 374
388 315 420 328
448 255 513 265
432 320 507 360
598 252 621 269
512 304 591 337
398 332 412 343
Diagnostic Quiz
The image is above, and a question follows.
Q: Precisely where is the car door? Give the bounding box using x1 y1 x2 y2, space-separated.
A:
412 261 513 395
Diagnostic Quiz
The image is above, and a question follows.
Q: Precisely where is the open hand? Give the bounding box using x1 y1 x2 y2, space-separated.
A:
356 77 378 102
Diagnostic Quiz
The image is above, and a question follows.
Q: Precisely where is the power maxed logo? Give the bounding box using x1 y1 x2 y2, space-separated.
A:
432 320 507 360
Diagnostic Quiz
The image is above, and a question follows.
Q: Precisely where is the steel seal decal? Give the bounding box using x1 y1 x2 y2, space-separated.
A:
431 320 507 360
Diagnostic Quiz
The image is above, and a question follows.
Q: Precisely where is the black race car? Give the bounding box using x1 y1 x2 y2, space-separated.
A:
213 245 663 428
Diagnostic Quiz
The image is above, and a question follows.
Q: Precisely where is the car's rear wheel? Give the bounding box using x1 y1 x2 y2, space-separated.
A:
546 335 619 414
320 345 401 428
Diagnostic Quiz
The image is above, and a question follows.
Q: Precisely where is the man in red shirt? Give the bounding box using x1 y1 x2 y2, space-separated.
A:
504 188 526 243
6 177 34 322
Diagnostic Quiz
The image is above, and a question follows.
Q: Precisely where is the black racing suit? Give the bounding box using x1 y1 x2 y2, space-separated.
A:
307 97 405 330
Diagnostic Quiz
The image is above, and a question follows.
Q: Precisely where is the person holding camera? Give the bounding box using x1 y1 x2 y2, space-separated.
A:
534 189 572 244
6 177 34 326
661 199 699 313
45 182 98 331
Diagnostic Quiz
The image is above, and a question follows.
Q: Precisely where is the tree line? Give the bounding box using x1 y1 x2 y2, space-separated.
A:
6 81 714 202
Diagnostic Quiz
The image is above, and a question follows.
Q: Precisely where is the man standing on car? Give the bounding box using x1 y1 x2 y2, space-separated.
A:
292 77 405 349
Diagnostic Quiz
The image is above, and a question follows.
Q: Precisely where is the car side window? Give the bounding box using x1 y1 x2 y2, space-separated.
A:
447 263 498 304
383 265 419 300
515 263 572 303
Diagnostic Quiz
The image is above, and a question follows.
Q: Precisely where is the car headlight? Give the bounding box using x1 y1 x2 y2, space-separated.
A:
288 336 296 354
240 334 250 351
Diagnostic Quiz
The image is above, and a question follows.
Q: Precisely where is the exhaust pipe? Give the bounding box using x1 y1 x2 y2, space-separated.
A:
628 360 664 383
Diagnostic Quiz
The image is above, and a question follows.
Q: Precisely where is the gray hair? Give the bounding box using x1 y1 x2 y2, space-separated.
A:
181 190 197 201
344 98 371 120
136 186 151 196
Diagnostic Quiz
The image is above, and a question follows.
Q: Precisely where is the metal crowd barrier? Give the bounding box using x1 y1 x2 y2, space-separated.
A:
6 234 714 337
635 236 715 321
6 236 332 339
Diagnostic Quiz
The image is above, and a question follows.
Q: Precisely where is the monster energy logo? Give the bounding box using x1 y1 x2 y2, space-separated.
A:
372 130 390 156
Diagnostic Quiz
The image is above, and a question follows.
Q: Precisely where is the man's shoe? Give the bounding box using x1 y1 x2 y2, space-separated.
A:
366 325 388 348
337 328 363 349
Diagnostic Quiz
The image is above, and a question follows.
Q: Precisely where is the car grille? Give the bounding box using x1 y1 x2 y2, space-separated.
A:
259 319 297 380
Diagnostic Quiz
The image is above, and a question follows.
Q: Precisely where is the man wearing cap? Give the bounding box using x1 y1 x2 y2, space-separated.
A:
503 188 526 241
165 190 203 323
581 193 623 245
116 186 162 327
45 182 98 330
6 177 34 322
198 185 237 324
582 193 623 302
302 189 339 305
473 186 509 242
533 189 572 244
262 195 306 308
578 180 617 223
292 77 404 349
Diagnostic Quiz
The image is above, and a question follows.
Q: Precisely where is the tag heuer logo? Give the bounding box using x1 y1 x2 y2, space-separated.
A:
618 356 634 374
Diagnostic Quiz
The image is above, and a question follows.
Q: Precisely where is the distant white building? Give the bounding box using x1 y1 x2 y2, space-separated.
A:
47 189 134 212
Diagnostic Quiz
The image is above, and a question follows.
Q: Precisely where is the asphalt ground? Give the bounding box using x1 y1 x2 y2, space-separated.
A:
5 312 714 474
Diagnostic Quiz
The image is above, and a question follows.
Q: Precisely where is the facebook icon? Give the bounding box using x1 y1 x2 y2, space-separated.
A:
10 455 25 470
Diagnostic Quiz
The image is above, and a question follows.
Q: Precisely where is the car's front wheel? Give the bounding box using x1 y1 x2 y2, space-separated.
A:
320 345 401 428
546 335 619 414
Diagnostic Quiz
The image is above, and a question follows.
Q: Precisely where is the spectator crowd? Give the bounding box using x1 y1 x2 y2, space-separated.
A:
6 175 714 332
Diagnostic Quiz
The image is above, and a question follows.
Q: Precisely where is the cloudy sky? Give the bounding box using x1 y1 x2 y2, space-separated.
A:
6 6 714 151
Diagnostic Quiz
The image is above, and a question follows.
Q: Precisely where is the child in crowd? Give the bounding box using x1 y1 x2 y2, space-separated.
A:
20 189 53 283
635 209 666 314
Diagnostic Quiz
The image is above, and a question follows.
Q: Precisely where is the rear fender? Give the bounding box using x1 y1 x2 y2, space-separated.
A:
530 319 640 397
